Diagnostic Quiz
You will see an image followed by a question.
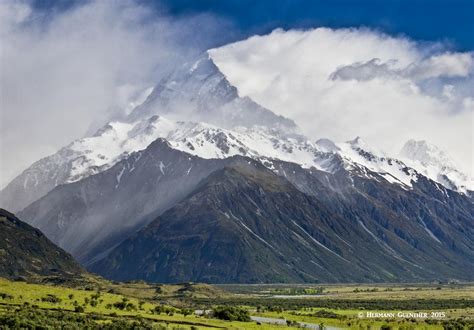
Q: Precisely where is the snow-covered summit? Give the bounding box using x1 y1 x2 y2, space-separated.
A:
129 54 296 131
401 140 456 168
400 140 473 193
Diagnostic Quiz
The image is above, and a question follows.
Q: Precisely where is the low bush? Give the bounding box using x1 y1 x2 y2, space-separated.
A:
313 309 340 319
211 306 251 322
0 292 13 300
41 294 62 304
74 305 85 313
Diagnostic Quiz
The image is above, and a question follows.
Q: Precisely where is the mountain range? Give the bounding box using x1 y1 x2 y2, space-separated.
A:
1 53 473 283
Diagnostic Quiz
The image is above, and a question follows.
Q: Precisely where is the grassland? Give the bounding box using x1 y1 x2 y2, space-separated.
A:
0 277 473 329
0 277 300 329
209 283 474 329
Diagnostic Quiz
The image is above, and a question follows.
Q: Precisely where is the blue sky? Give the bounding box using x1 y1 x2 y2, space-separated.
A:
33 0 474 51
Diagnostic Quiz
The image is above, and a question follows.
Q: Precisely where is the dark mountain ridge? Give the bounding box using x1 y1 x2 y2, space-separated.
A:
90 160 473 283
18 139 276 265
0 209 83 279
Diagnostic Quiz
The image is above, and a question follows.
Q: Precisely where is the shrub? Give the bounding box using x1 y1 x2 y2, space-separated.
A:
211 306 251 322
286 319 299 327
41 294 62 304
74 306 85 313
154 305 165 314
313 309 340 319
0 292 13 300
153 305 175 315
180 308 192 317
91 292 101 300
125 303 136 311
112 301 127 310
112 299 136 311
267 305 283 313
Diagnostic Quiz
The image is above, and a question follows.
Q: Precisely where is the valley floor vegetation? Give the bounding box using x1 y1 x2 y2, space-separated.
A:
0 277 473 329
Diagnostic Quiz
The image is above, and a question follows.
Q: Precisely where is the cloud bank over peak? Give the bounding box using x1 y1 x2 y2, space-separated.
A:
0 0 227 187
209 27 474 174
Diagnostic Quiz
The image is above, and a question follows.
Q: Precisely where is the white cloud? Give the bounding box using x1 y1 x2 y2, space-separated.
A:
0 0 225 187
408 52 474 80
209 28 474 175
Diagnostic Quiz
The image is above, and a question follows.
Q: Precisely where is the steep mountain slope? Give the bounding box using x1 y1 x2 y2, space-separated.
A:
0 150 76 214
0 209 83 279
18 138 310 265
90 163 350 283
15 130 473 276
90 161 473 283
270 158 473 261
17 139 230 264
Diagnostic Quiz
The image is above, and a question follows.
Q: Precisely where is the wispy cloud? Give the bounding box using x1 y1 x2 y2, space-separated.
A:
209 27 474 174
0 0 226 187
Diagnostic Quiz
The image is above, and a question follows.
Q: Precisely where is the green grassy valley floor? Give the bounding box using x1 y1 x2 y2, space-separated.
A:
0 277 473 329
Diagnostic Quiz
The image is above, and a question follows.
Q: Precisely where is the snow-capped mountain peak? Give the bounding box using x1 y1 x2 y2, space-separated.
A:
128 54 297 132
399 140 473 193
400 139 455 168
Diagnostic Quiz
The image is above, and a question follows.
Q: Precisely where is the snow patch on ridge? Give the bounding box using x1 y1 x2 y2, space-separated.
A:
65 121 473 196
323 136 419 188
